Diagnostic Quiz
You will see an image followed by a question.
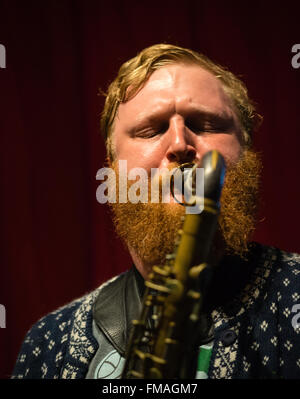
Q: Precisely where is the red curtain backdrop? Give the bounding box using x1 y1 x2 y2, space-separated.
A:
0 0 300 379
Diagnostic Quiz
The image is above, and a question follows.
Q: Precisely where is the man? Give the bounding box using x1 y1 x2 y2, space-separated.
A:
12 44 300 379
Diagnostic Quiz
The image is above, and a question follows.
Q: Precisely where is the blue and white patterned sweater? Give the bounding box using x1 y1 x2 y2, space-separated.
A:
12 244 300 379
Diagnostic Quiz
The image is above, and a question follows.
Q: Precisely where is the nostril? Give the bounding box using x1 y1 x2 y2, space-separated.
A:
185 148 197 162
167 147 196 163
167 153 178 162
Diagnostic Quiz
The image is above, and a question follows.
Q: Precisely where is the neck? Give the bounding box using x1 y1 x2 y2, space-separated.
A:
128 247 151 280
128 233 226 282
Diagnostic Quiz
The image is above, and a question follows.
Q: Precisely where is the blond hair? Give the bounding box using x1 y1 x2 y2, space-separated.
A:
100 43 261 159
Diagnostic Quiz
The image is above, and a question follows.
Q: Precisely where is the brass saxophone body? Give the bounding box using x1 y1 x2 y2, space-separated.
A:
122 150 226 379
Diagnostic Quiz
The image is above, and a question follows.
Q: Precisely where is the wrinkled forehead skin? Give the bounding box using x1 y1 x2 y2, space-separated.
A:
119 64 240 128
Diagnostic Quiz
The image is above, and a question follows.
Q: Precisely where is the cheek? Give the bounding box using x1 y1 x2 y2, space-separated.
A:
199 135 242 165
115 136 166 172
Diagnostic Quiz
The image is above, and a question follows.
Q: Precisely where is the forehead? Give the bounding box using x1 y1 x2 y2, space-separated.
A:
117 63 235 122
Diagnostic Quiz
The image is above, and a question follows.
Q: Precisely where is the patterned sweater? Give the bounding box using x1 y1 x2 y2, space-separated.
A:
12 244 300 379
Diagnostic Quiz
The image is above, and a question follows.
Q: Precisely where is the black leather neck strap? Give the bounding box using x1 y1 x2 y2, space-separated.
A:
92 267 143 356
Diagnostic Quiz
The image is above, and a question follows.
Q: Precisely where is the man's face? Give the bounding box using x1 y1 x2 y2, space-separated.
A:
112 63 243 172
108 63 260 277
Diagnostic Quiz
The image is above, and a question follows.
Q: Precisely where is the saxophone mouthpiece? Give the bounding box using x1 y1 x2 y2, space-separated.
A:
202 150 226 204
170 162 197 206
170 150 226 208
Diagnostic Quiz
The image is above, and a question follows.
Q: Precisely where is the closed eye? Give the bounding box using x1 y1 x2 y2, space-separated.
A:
185 115 234 134
133 122 169 138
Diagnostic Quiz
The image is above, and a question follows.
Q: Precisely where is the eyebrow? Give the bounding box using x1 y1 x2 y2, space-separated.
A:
183 103 235 119
132 106 235 128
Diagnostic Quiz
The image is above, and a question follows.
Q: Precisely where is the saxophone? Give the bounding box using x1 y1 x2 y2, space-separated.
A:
122 150 226 379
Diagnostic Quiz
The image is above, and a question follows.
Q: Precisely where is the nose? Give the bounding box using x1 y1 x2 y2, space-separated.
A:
166 118 196 164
